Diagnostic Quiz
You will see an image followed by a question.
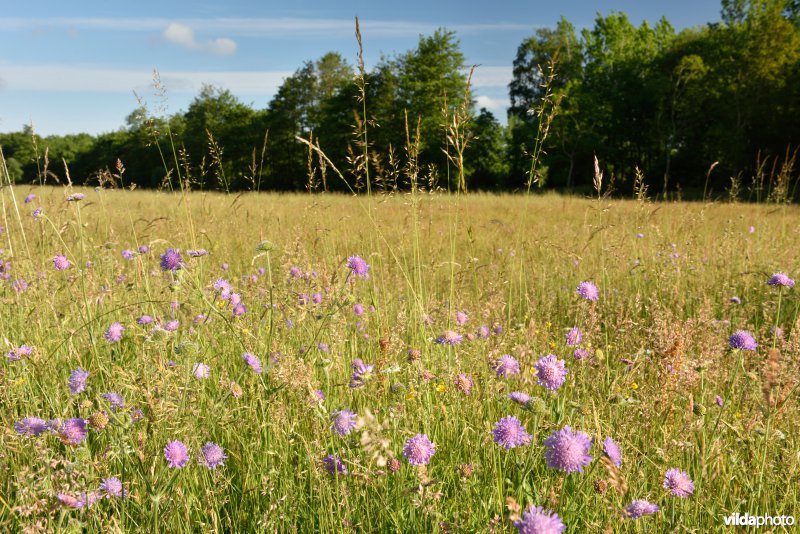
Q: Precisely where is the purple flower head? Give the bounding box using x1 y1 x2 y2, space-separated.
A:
100 477 127 498
137 315 153 325
729 330 757 351
353 303 365 316
576 281 600 301
663 468 694 498
331 410 358 436
164 320 179 332
455 373 473 395
534 355 568 391
68 368 89 395
495 355 521 377
104 322 125 343
289 266 302 279
508 391 531 406
455 311 468 326
603 437 622 467
232 303 247 317
199 442 227 469
121 249 135 260
164 440 189 468
59 418 88 445
403 434 436 465
313 389 325 402
477 325 490 339
298 293 310 305
729 296 741 304
565 327 582 347
716 395 724 407
53 254 72 270
193 363 210 379
15 417 49 437
243 352 262 374
12 279 28 292
213 278 231 293
24 193 35 204
102 392 125 411
159 248 183 271
33 206 42 219
57 493 85 509
347 255 369 279
312 292 323 304
138 245 150 254
66 193 85 202
7 344 33 361
513 505 566 533
492 416 531 449
573 348 590 360
349 358 374 388
768 272 795 288
543 426 593 473
626 500 660 519
772 326 784 338
435 330 463 346
188 249 208 258
323 454 347 475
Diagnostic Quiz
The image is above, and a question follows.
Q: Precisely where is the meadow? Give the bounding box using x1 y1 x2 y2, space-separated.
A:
1 186 799 532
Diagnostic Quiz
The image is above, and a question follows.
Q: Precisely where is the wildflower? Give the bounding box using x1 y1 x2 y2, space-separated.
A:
53 254 72 270
603 437 622 467
576 281 600 301
347 255 369 278
121 249 135 260
66 193 85 202
729 330 757 351
349 358 374 388
715 395 724 407
663 468 694 498
59 418 88 445
512 505 566 533
729 296 741 304
104 322 125 343
313 389 325 402
353 303 365 316
298 293 310 305
331 410 358 436
193 363 210 379
102 392 125 411
230 382 243 398
767 272 795 288
312 292 323 304
138 245 150 253
573 348 589 360
164 440 189 468
289 266 302 279
199 442 227 469
243 352 262 374
492 416 531 449
508 391 531 406
388 458 401 473
12 279 28 292
88 411 109 430
403 434 436 465
626 500 660 519
565 327 582 346
323 454 347 475
99 477 127 498
543 426 593 473
534 355 568 391
495 355 520 377
435 330 463 345
68 368 89 395
14 417 49 437
188 249 208 257
7 344 33 361
164 320 179 332
455 311 468 326
24 193 35 203
33 206 42 219
477 325 490 339
159 248 183 271
137 315 153 325
454 373 473 395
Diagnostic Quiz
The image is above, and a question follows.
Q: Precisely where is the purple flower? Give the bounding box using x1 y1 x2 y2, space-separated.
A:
14 417 49 437
104 322 125 343
7 344 33 361
729 330 757 351
663 468 694 498
349 358 374 388
576 281 599 301
534 355 568 391
729 296 741 304
59 418 88 445
188 249 208 258
232 303 247 316
53 254 72 270
626 499 660 519
99 477 127 498
193 363 210 379
32 206 42 219
715 395 724 407
137 315 153 325
331 410 358 436
24 193 35 204
102 392 125 411
347 255 369 278
66 193 85 202
243 352 262 374
159 248 183 271
492 416 531 449
477 325 490 339
12 279 28 292
573 348 590 360
495 355 520 377
455 373 473 395
323 454 347 475
353 303 365 316
68 368 89 395
603 437 622 467
121 249 135 260
513 505 566 533
138 245 150 254
289 266 302 279
313 389 325 402
199 442 227 469
164 320 179 332
403 434 436 465
312 292 323 304
768 272 795 288
543 426 593 473
455 311 468 326
508 391 531 406
298 293 310 305
565 327 582 346
435 330 463 346
164 440 189 468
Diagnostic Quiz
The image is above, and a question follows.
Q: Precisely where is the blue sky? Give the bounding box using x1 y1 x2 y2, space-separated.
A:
1 1 722 136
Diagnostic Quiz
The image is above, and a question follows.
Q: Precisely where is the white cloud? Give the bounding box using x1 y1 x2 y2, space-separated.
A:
475 95 510 114
162 22 237 56
468 66 513 88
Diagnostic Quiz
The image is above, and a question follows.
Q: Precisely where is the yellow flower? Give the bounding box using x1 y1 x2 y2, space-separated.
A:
630 382 638 390
241 328 251 336
545 322 552 329
435 383 446 393
406 388 417 401
14 376 27 386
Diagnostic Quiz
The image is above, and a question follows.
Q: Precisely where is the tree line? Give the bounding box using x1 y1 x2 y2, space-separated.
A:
2 0 799 198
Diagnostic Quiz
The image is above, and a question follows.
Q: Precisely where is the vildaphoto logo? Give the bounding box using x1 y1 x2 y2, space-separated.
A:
723 513 795 528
